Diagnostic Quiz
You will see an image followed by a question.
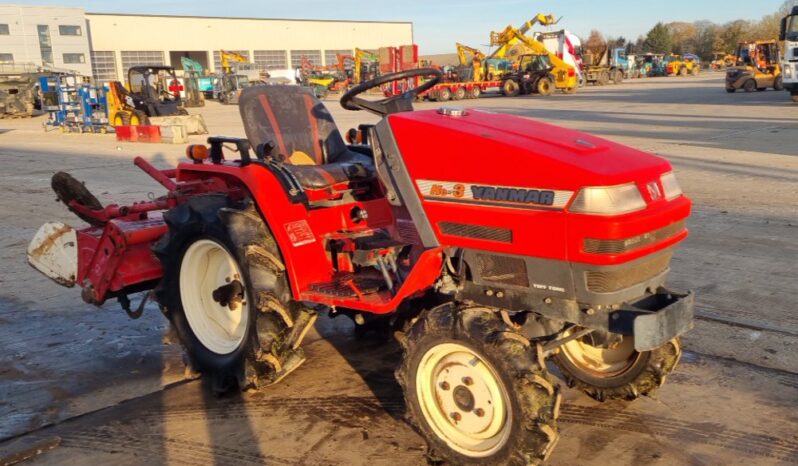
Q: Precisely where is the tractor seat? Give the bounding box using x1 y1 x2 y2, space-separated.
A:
238 85 374 194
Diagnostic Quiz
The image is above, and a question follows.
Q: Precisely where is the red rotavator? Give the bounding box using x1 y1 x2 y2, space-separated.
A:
28 68 693 465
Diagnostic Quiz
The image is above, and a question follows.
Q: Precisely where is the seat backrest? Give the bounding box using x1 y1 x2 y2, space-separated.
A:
239 85 348 165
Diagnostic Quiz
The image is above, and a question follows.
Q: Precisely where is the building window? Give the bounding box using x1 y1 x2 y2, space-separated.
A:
253 50 287 71
63 53 85 64
213 50 250 72
0 53 13 63
91 51 117 83
58 25 82 36
290 50 321 69
37 25 53 66
324 49 351 67
121 50 164 73
0 24 9 35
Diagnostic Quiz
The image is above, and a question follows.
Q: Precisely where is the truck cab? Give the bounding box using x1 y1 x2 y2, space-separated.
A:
780 6 798 101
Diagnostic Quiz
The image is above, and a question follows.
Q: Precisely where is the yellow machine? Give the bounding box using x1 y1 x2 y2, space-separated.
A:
726 40 783 92
665 54 700 76
710 52 736 70
220 50 248 73
354 48 379 85
489 22 578 93
456 43 487 82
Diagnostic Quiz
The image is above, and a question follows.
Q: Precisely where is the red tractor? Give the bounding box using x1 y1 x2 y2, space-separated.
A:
28 69 693 465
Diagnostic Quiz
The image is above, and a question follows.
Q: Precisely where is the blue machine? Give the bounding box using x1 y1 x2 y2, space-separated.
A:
40 74 111 133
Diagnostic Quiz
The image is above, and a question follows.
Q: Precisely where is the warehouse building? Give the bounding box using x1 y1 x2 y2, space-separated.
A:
0 5 413 82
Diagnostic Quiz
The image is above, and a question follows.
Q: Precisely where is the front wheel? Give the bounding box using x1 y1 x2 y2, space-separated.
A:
553 330 682 401
774 76 784 91
397 305 560 466
536 77 553 96
502 79 520 97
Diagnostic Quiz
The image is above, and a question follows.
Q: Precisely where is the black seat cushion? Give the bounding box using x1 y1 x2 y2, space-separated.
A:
238 85 374 191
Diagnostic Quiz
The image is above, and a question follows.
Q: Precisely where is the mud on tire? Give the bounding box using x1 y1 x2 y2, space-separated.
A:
396 304 560 465
553 334 682 402
154 195 314 393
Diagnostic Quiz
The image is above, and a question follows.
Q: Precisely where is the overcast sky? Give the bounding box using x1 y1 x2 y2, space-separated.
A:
12 0 786 54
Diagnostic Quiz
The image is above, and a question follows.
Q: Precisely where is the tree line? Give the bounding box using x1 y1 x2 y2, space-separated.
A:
585 1 796 61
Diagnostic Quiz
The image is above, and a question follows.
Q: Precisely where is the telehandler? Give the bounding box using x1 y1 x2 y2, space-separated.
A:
28 69 693 465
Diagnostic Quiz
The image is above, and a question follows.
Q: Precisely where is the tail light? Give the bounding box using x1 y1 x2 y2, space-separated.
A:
568 68 575 77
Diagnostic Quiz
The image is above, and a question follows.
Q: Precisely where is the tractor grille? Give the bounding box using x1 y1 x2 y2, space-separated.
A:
585 252 672 293
584 221 685 255
439 222 513 243
475 253 528 287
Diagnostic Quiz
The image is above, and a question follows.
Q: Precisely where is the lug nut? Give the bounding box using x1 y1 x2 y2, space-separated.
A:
440 381 450 391
462 376 473 386
585 308 596 316
474 408 485 417
485 290 494 296
450 412 462 422
496 291 504 298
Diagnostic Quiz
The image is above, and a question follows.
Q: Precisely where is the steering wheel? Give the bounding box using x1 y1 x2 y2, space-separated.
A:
340 68 442 116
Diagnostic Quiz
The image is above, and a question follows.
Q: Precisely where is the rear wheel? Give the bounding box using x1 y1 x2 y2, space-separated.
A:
154 195 315 393
691 66 699 76
536 77 553 96
743 79 756 92
679 66 688 76
453 86 466 100
792 90 798 102
598 71 610 86
612 70 624 84
468 86 481 99
502 79 520 97
397 305 560 465
438 87 452 102
553 329 682 401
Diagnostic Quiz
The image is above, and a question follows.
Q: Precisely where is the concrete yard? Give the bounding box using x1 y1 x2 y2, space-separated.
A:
0 73 796 465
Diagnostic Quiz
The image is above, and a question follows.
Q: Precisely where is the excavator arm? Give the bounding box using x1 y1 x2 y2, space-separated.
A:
220 50 248 73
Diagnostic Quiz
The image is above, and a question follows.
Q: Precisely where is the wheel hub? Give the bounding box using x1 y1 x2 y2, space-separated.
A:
416 343 512 457
179 239 249 355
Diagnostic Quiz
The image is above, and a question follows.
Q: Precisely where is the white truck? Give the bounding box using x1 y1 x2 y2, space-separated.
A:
780 6 798 102
535 30 586 86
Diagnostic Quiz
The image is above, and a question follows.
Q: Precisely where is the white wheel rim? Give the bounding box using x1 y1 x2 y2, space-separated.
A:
179 239 249 355
416 343 511 458
560 330 639 376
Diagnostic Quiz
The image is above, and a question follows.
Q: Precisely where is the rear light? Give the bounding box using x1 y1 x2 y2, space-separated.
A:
568 68 575 77
569 183 647 216
660 172 683 201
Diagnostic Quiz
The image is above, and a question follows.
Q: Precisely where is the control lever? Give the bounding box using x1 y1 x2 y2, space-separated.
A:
207 136 252 166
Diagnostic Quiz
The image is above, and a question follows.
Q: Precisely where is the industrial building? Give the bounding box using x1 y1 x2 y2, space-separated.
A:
0 5 413 82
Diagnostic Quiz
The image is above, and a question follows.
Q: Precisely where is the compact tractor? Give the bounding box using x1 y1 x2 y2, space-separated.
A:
28 69 693 465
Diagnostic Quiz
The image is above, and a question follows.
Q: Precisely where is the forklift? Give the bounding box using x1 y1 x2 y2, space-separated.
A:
725 41 783 92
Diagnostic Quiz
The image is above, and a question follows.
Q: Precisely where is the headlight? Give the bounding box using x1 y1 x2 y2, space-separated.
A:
786 66 793 78
660 172 683 201
569 183 647 215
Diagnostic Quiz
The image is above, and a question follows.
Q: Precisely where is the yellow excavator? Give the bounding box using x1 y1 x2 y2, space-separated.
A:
489 20 578 93
219 50 249 73
456 42 487 82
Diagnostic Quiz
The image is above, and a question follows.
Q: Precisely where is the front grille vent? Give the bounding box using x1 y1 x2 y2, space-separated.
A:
439 222 512 243
584 221 685 255
586 252 672 293
475 253 528 287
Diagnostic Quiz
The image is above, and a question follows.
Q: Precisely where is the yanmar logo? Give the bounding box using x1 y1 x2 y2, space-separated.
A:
471 185 556 206
417 180 574 210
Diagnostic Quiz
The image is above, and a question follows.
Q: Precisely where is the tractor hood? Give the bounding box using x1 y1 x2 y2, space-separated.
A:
387 108 672 192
